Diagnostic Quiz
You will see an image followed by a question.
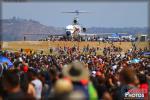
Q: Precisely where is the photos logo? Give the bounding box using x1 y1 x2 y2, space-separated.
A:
124 88 146 99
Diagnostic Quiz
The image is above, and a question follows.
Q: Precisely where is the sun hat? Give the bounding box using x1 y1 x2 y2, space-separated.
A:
62 60 89 82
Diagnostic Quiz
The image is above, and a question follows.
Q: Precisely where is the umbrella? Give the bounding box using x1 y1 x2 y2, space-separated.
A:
130 58 141 64
0 56 13 68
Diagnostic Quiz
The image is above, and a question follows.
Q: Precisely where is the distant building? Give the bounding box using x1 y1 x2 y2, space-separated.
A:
139 34 148 41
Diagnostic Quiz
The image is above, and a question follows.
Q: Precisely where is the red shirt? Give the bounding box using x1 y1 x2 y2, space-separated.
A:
140 83 148 99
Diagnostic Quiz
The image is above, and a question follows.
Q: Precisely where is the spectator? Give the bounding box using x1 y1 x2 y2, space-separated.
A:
20 72 36 97
2 69 35 99
30 69 43 99
115 67 138 100
62 60 98 100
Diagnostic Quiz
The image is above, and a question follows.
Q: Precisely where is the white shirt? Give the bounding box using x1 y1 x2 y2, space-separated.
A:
31 79 42 99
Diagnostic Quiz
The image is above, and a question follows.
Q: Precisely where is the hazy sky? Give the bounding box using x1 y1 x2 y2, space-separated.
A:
2 2 148 28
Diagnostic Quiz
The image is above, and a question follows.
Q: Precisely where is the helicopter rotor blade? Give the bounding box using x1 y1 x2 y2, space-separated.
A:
62 12 78 13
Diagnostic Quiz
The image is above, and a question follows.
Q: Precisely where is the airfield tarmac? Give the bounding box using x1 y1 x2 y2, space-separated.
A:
1 41 149 55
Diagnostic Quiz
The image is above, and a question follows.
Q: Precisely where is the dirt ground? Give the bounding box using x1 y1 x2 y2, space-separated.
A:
1 41 149 55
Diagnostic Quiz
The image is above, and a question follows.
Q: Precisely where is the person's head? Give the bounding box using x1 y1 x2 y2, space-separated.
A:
38 72 47 84
49 68 57 84
119 67 137 85
97 74 106 84
138 73 147 84
2 69 20 92
54 79 73 95
28 68 38 80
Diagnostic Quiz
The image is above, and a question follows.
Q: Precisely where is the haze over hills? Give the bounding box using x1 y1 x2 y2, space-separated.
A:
1 17 148 41
2 17 65 41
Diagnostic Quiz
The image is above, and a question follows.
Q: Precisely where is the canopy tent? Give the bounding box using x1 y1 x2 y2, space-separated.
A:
108 33 120 39
111 33 119 37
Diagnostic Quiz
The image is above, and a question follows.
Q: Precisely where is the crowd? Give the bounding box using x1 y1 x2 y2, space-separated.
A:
0 44 149 100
